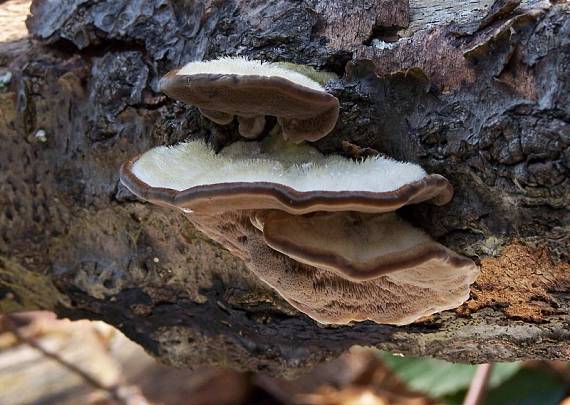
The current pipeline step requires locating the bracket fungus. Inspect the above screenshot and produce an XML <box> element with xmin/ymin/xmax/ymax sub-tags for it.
<box><xmin>120</xmin><ymin>133</ymin><xmax>480</xmax><ymax>325</ymax></box>
<box><xmin>159</xmin><ymin>57</ymin><xmax>340</xmax><ymax>142</ymax></box>
<box><xmin>256</xmin><ymin>211</ymin><xmax>477</xmax><ymax>281</ymax></box>
<box><xmin>245</xmin><ymin>230</ymin><xmax>478</xmax><ymax>325</ymax></box>
<box><xmin>120</xmin><ymin>134</ymin><xmax>453</xmax><ymax>215</ymax></box>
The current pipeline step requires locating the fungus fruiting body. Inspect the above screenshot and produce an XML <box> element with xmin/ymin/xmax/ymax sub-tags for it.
<box><xmin>120</xmin><ymin>134</ymin><xmax>479</xmax><ymax>325</ymax></box>
<box><xmin>120</xmin><ymin>57</ymin><xmax>479</xmax><ymax>326</ymax></box>
<box><xmin>121</xmin><ymin>134</ymin><xmax>453</xmax><ymax>215</ymax></box>
<box><xmin>246</xmin><ymin>232</ymin><xmax>478</xmax><ymax>325</ymax></box>
<box><xmin>159</xmin><ymin>57</ymin><xmax>340</xmax><ymax>142</ymax></box>
<box><xmin>257</xmin><ymin>211</ymin><xmax>476</xmax><ymax>281</ymax></box>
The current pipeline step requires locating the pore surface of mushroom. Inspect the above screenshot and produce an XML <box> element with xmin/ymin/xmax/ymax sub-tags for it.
<box><xmin>247</xmin><ymin>235</ymin><xmax>478</xmax><ymax>325</ymax></box>
<box><xmin>159</xmin><ymin>57</ymin><xmax>340</xmax><ymax>142</ymax></box>
<box><xmin>187</xmin><ymin>211</ymin><xmax>478</xmax><ymax>326</ymax></box>
<box><xmin>120</xmin><ymin>134</ymin><xmax>453</xmax><ymax>215</ymax></box>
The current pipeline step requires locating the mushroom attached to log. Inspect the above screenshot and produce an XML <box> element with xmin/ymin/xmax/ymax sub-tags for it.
<box><xmin>159</xmin><ymin>57</ymin><xmax>340</xmax><ymax>142</ymax></box>
<box><xmin>120</xmin><ymin>135</ymin><xmax>479</xmax><ymax>325</ymax></box>
<box><xmin>255</xmin><ymin>210</ymin><xmax>477</xmax><ymax>281</ymax></box>
<box><xmin>120</xmin><ymin>133</ymin><xmax>453</xmax><ymax>214</ymax></box>
<box><xmin>245</xmin><ymin>223</ymin><xmax>478</xmax><ymax>325</ymax></box>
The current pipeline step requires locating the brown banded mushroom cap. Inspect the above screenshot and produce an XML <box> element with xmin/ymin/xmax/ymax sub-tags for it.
<box><xmin>184</xmin><ymin>210</ymin><xmax>479</xmax><ymax>325</ymax></box>
<box><xmin>255</xmin><ymin>211</ymin><xmax>477</xmax><ymax>281</ymax></box>
<box><xmin>159</xmin><ymin>57</ymin><xmax>340</xmax><ymax>142</ymax></box>
<box><xmin>120</xmin><ymin>135</ymin><xmax>453</xmax><ymax>215</ymax></box>
<box><xmin>245</xmin><ymin>227</ymin><xmax>479</xmax><ymax>325</ymax></box>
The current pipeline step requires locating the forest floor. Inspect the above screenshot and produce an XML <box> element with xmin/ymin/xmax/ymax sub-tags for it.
<box><xmin>0</xmin><ymin>0</ymin><xmax>28</xmax><ymax>42</ymax></box>
<box><xmin>0</xmin><ymin>311</ymin><xmax>437</xmax><ymax>405</ymax></box>
<box><xmin>0</xmin><ymin>311</ymin><xmax>569</xmax><ymax>405</ymax></box>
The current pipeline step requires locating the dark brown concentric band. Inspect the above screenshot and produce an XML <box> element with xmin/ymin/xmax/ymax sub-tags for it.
<box><xmin>159</xmin><ymin>72</ymin><xmax>338</xmax><ymax>113</ymax></box>
<box><xmin>263</xmin><ymin>231</ymin><xmax>475</xmax><ymax>281</ymax></box>
<box><xmin>159</xmin><ymin>71</ymin><xmax>340</xmax><ymax>143</ymax></box>
<box><xmin>120</xmin><ymin>154</ymin><xmax>454</xmax><ymax>215</ymax></box>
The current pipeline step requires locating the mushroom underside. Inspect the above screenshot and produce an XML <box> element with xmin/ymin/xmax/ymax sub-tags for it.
<box><xmin>186</xmin><ymin>210</ymin><xmax>478</xmax><ymax>325</ymax></box>
<box><xmin>237</xmin><ymin>115</ymin><xmax>267</xmax><ymax>139</ymax></box>
<box><xmin>247</xmin><ymin>236</ymin><xmax>476</xmax><ymax>325</ymax></box>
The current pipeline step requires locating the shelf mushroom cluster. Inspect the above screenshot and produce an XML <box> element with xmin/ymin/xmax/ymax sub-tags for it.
<box><xmin>159</xmin><ymin>57</ymin><xmax>339</xmax><ymax>143</ymax></box>
<box><xmin>120</xmin><ymin>57</ymin><xmax>479</xmax><ymax>325</ymax></box>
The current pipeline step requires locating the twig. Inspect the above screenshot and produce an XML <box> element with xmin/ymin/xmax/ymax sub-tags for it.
<box><xmin>463</xmin><ymin>363</ymin><xmax>494</xmax><ymax>405</ymax></box>
<box><xmin>2</xmin><ymin>314</ymin><xmax>151</xmax><ymax>405</ymax></box>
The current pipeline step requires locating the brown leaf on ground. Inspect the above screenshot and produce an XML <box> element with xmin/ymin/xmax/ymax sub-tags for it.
<box><xmin>296</xmin><ymin>386</ymin><xmax>432</xmax><ymax>405</ymax></box>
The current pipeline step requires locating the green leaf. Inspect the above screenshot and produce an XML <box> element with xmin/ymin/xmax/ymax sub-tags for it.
<box><xmin>379</xmin><ymin>352</ymin><xmax>521</xmax><ymax>398</ymax></box>
<box><xmin>484</xmin><ymin>368</ymin><xmax>566</xmax><ymax>405</ymax></box>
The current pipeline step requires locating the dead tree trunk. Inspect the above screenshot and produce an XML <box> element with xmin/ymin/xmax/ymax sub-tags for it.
<box><xmin>0</xmin><ymin>0</ymin><xmax>568</xmax><ymax>376</ymax></box>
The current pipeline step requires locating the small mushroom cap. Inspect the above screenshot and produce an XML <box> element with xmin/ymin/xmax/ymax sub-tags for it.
<box><xmin>159</xmin><ymin>57</ymin><xmax>340</xmax><ymax>143</ymax></box>
<box><xmin>256</xmin><ymin>211</ymin><xmax>477</xmax><ymax>281</ymax></box>
<box><xmin>120</xmin><ymin>136</ymin><xmax>453</xmax><ymax>215</ymax></box>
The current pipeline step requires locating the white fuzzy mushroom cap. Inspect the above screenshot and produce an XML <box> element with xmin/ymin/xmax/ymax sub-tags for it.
<box><xmin>176</xmin><ymin>57</ymin><xmax>324</xmax><ymax>92</ymax></box>
<box><xmin>132</xmin><ymin>135</ymin><xmax>427</xmax><ymax>193</ymax></box>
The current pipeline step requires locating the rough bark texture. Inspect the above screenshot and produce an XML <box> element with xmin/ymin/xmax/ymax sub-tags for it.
<box><xmin>0</xmin><ymin>0</ymin><xmax>569</xmax><ymax>377</ymax></box>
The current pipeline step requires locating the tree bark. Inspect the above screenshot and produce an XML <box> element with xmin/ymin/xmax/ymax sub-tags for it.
<box><xmin>0</xmin><ymin>0</ymin><xmax>568</xmax><ymax>376</ymax></box>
